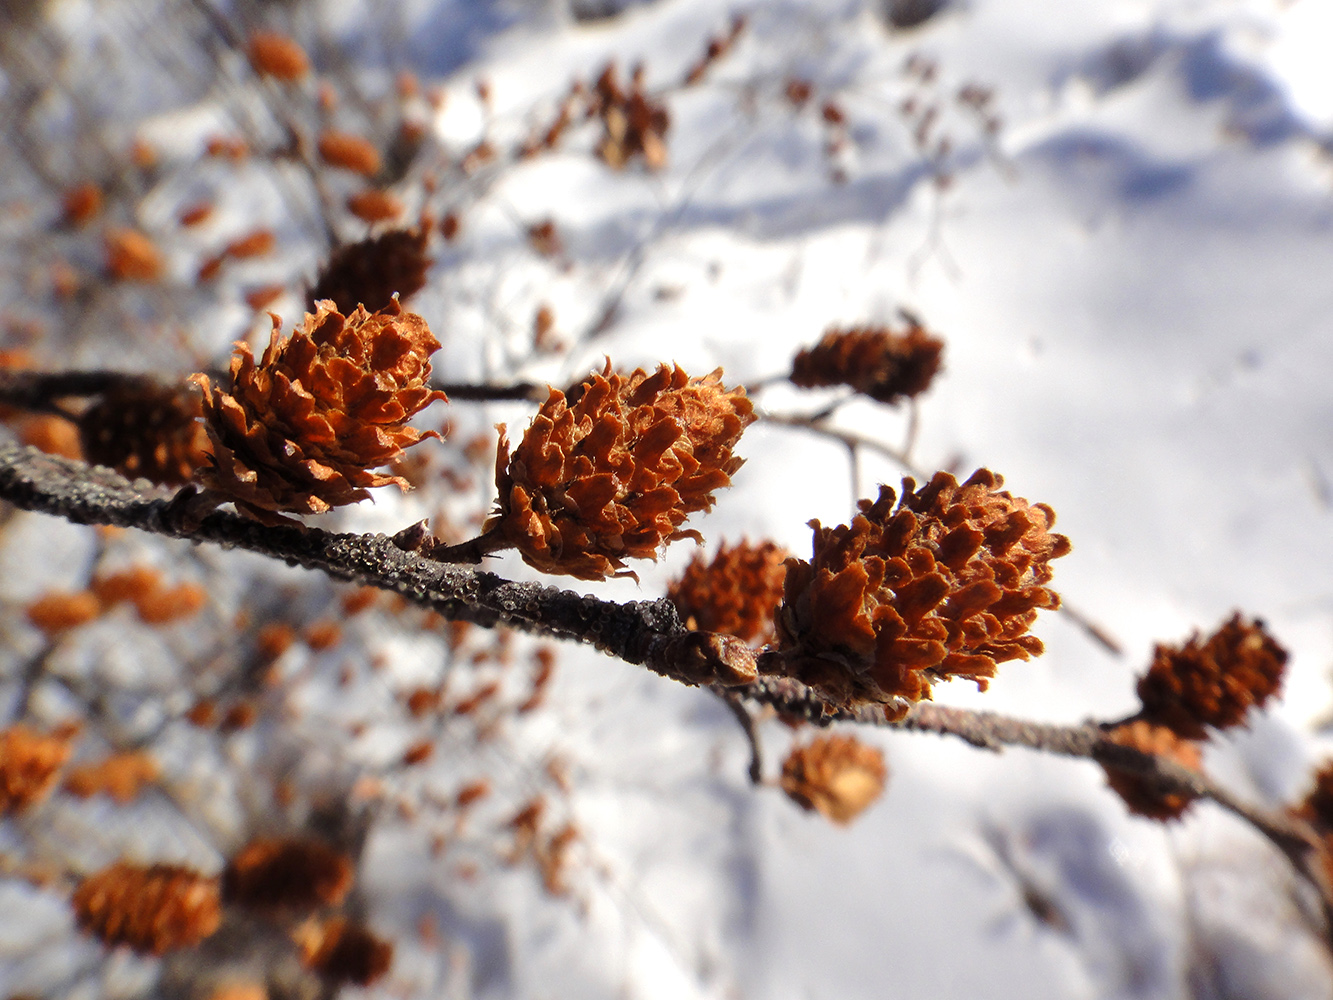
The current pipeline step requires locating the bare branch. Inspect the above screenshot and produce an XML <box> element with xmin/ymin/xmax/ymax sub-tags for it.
<box><xmin>433</xmin><ymin>380</ymin><xmax>546</xmax><ymax>402</ymax></box>
<box><xmin>2</xmin><ymin>441</ymin><xmax>1326</xmax><ymax>937</ymax></box>
<box><xmin>734</xmin><ymin>673</ymin><xmax>1330</xmax><ymax>930</ymax></box>
<box><xmin>0</xmin><ymin>443</ymin><xmax>755</xmax><ymax>688</ymax></box>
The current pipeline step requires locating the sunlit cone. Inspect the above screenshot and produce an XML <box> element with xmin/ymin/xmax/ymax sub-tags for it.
<box><xmin>1136</xmin><ymin>613</ymin><xmax>1287</xmax><ymax>740</ymax></box>
<box><xmin>667</xmin><ymin>539</ymin><xmax>789</xmax><ymax>644</ymax></box>
<box><xmin>774</xmin><ymin>470</ymin><xmax>1069</xmax><ymax>713</ymax></box>
<box><xmin>780</xmin><ymin>733</ymin><xmax>887</xmax><ymax>824</ymax></box>
<box><xmin>487</xmin><ymin>361</ymin><xmax>755</xmax><ymax>580</ymax></box>
<box><xmin>73</xmin><ymin>862</ymin><xmax>221</xmax><ymax>954</ymax></box>
<box><xmin>193</xmin><ymin>298</ymin><xmax>446</xmax><ymax>520</ymax></box>
<box><xmin>1100</xmin><ymin>719</ymin><xmax>1202</xmax><ymax>821</ymax></box>
<box><xmin>790</xmin><ymin>322</ymin><xmax>944</xmax><ymax>405</ymax></box>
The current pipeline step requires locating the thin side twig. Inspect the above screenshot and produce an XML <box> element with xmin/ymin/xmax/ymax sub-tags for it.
<box><xmin>733</xmin><ymin>673</ymin><xmax>1331</xmax><ymax>934</ymax></box>
<box><xmin>758</xmin><ymin>408</ymin><xmax>927</xmax><ymax>481</ymax></box>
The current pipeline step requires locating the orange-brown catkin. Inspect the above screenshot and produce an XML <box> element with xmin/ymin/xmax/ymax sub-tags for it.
<box><xmin>667</xmin><ymin>539</ymin><xmax>788</xmax><ymax>644</ymax></box>
<box><xmin>780</xmin><ymin>734</ymin><xmax>887</xmax><ymax>824</ymax></box>
<box><xmin>0</xmin><ymin>725</ymin><xmax>74</xmax><ymax>813</ymax></box>
<box><xmin>193</xmin><ymin>298</ymin><xmax>446</xmax><ymax>520</ymax></box>
<box><xmin>1100</xmin><ymin>720</ymin><xmax>1203</xmax><ymax>821</ymax></box>
<box><xmin>775</xmin><ymin>470</ymin><xmax>1069</xmax><ymax>713</ymax></box>
<box><xmin>1136</xmin><ymin>613</ymin><xmax>1287</xmax><ymax>740</ymax></box>
<box><xmin>790</xmin><ymin>322</ymin><xmax>944</xmax><ymax>405</ymax></box>
<box><xmin>222</xmin><ymin>836</ymin><xmax>353</xmax><ymax>913</ymax></box>
<box><xmin>487</xmin><ymin>362</ymin><xmax>755</xmax><ymax>580</ymax></box>
<box><xmin>73</xmin><ymin>862</ymin><xmax>221</xmax><ymax>954</ymax></box>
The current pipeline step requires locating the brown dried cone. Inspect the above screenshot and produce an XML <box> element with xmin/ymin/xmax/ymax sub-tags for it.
<box><xmin>222</xmin><ymin>836</ymin><xmax>353</xmax><ymax>913</ymax></box>
<box><xmin>1100</xmin><ymin>720</ymin><xmax>1203</xmax><ymax>821</ymax></box>
<box><xmin>307</xmin><ymin>228</ymin><xmax>432</xmax><ymax>315</ymax></box>
<box><xmin>0</xmin><ymin>725</ymin><xmax>73</xmax><ymax>814</ymax></box>
<box><xmin>1295</xmin><ymin>761</ymin><xmax>1333</xmax><ymax>832</ymax></box>
<box><xmin>78</xmin><ymin>379</ymin><xmax>209</xmax><ymax>486</ymax></box>
<box><xmin>667</xmin><ymin>539</ymin><xmax>789</xmax><ymax>645</ymax></box>
<box><xmin>774</xmin><ymin>470</ymin><xmax>1069</xmax><ymax>714</ymax></box>
<box><xmin>73</xmin><ymin>862</ymin><xmax>221</xmax><ymax>954</ymax></box>
<box><xmin>293</xmin><ymin>917</ymin><xmax>393</xmax><ymax>987</ymax></box>
<box><xmin>790</xmin><ymin>322</ymin><xmax>944</xmax><ymax>405</ymax></box>
<box><xmin>193</xmin><ymin>298</ymin><xmax>446</xmax><ymax>521</ymax></box>
<box><xmin>780</xmin><ymin>733</ymin><xmax>887</xmax><ymax>824</ymax></box>
<box><xmin>1136</xmin><ymin>613</ymin><xmax>1288</xmax><ymax>740</ymax></box>
<box><xmin>591</xmin><ymin>64</ymin><xmax>670</xmax><ymax>171</ymax></box>
<box><xmin>484</xmin><ymin>362</ymin><xmax>755</xmax><ymax>580</ymax></box>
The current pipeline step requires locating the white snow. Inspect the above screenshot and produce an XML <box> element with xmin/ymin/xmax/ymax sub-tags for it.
<box><xmin>6</xmin><ymin>0</ymin><xmax>1333</xmax><ymax>997</ymax></box>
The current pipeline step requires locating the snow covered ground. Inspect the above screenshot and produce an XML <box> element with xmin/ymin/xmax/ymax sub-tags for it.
<box><xmin>6</xmin><ymin>0</ymin><xmax>1333</xmax><ymax>997</ymax></box>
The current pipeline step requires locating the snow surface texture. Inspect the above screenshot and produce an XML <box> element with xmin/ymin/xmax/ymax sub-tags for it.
<box><xmin>3</xmin><ymin>0</ymin><xmax>1333</xmax><ymax>998</ymax></box>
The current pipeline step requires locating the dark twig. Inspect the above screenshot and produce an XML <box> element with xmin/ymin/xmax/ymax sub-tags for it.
<box><xmin>757</xmin><ymin>409</ymin><xmax>927</xmax><ymax>481</ymax></box>
<box><xmin>0</xmin><ymin>370</ymin><xmax>151</xmax><ymax>414</ymax></box>
<box><xmin>1057</xmin><ymin>599</ymin><xmax>1124</xmax><ymax>657</ymax></box>
<box><xmin>395</xmin><ymin>523</ymin><xmax>510</xmax><ymax>565</ymax></box>
<box><xmin>433</xmin><ymin>380</ymin><xmax>547</xmax><ymax>403</ymax></box>
<box><xmin>0</xmin><ymin>444</ymin><xmax>754</xmax><ymax>689</ymax></box>
<box><xmin>717</xmin><ymin>691</ymin><xmax>763</xmax><ymax>784</ymax></box>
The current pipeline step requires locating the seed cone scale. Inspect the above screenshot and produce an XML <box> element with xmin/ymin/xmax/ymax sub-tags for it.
<box><xmin>487</xmin><ymin>361</ymin><xmax>755</xmax><ymax>580</ymax></box>
<box><xmin>194</xmin><ymin>298</ymin><xmax>445</xmax><ymax>521</ymax></box>
<box><xmin>775</xmin><ymin>469</ymin><xmax>1069</xmax><ymax>713</ymax></box>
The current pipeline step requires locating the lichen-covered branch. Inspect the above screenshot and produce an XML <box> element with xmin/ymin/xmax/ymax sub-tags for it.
<box><xmin>0</xmin><ymin>443</ymin><xmax>753</xmax><ymax>687</ymax></box>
